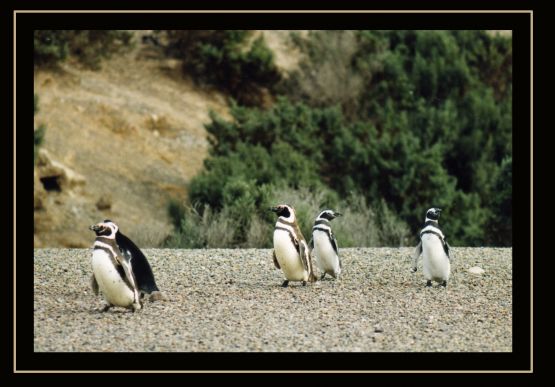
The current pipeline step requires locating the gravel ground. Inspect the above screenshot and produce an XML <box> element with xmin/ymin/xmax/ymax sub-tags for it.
<box><xmin>34</xmin><ymin>248</ymin><xmax>512</xmax><ymax>352</ymax></box>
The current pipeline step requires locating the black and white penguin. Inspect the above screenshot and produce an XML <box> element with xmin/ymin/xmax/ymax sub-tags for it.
<box><xmin>309</xmin><ymin>209</ymin><xmax>342</xmax><ymax>280</ymax></box>
<box><xmin>411</xmin><ymin>208</ymin><xmax>451</xmax><ymax>287</ymax></box>
<box><xmin>270</xmin><ymin>204</ymin><xmax>317</xmax><ymax>287</ymax></box>
<box><xmin>89</xmin><ymin>220</ymin><xmax>162</xmax><ymax>311</ymax></box>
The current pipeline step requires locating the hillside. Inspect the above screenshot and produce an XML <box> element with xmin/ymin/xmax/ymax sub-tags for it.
<box><xmin>33</xmin><ymin>30</ymin><xmax>303</xmax><ymax>248</ymax></box>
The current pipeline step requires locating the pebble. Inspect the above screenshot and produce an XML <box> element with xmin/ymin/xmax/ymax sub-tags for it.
<box><xmin>468</xmin><ymin>266</ymin><xmax>486</xmax><ymax>275</ymax></box>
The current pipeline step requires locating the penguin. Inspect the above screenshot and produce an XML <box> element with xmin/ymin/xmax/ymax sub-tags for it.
<box><xmin>309</xmin><ymin>209</ymin><xmax>342</xmax><ymax>280</ymax></box>
<box><xmin>270</xmin><ymin>204</ymin><xmax>318</xmax><ymax>287</ymax></box>
<box><xmin>411</xmin><ymin>208</ymin><xmax>451</xmax><ymax>287</ymax></box>
<box><xmin>89</xmin><ymin>220</ymin><xmax>162</xmax><ymax>311</ymax></box>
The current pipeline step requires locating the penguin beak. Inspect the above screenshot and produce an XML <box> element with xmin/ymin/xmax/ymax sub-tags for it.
<box><xmin>89</xmin><ymin>224</ymin><xmax>101</xmax><ymax>232</ymax></box>
<box><xmin>334</xmin><ymin>212</ymin><xmax>343</xmax><ymax>217</ymax></box>
<box><xmin>269</xmin><ymin>207</ymin><xmax>279</xmax><ymax>213</ymax></box>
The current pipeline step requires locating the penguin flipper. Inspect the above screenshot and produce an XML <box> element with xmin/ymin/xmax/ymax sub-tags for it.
<box><xmin>117</xmin><ymin>253</ymin><xmax>140</xmax><ymax>301</ymax></box>
<box><xmin>412</xmin><ymin>241</ymin><xmax>422</xmax><ymax>272</ymax></box>
<box><xmin>331</xmin><ymin>233</ymin><xmax>339</xmax><ymax>256</ymax></box>
<box><xmin>117</xmin><ymin>232</ymin><xmax>159</xmax><ymax>294</ymax></box>
<box><xmin>91</xmin><ymin>274</ymin><xmax>99</xmax><ymax>296</ymax></box>
<box><xmin>299</xmin><ymin>242</ymin><xmax>309</xmax><ymax>273</ymax></box>
<box><xmin>444</xmin><ymin>240</ymin><xmax>451</xmax><ymax>259</ymax></box>
<box><xmin>300</xmin><ymin>241</ymin><xmax>318</xmax><ymax>282</ymax></box>
<box><xmin>272</xmin><ymin>250</ymin><xmax>280</xmax><ymax>269</ymax></box>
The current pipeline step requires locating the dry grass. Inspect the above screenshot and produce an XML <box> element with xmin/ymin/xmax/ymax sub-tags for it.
<box><xmin>245</xmin><ymin>215</ymin><xmax>273</xmax><ymax>248</ymax></box>
<box><xmin>144</xmin><ymin>114</ymin><xmax>173</xmax><ymax>135</ymax></box>
<box><xmin>98</xmin><ymin>104</ymin><xmax>135</xmax><ymax>134</ymax></box>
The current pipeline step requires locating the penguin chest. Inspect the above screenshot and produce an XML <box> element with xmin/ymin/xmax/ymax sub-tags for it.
<box><xmin>273</xmin><ymin>230</ymin><xmax>307</xmax><ymax>281</ymax></box>
<box><xmin>421</xmin><ymin>235</ymin><xmax>450</xmax><ymax>281</ymax></box>
<box><xmin>313</xmin><ymin>230</ymin><xmax>340</xmax><ymax>275</ymax></box>
<box><xmin>91</xmin><ymin>249</ymin><xmax>135</xmax><ymax>307</ymax></box>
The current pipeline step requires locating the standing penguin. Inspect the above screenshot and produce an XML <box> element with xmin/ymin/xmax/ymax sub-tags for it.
<box><xmin>411</xmin><ymin>208</ymin><xmax>451</xmax><ymax>287</ymax></box>
<box><xmin>270</xmin><ymin>204</ymin><xmax>318</xmax><ymax>287</ymax></box>
<box><xmin>89</xmin><ymin>220</ymin><xmax>162</xmax><ymax>311</ymax></box>
<box><xmin>309</xmin><ymin>209</ymin><xmax>342</xmax><ymax>280</ymax></box>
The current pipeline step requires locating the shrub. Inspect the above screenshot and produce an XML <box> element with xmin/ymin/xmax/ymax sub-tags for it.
<box><xmin>164</xmin><ymin>30</ymin><xmax>281</xmax><ymax>106</ymax></box>
<box><xmin>34</xmin><ymin>30</ymin><xmax>71</xmax><ymax>66</ymax></box>
<box><xmin>34</xmin><ymin>94</ymin><xmax>46</xmax><ymax>164</ymax></box>
<box><xmin>192</xmin><ymin>97</ymin><xmax>476</xmax><ymax>244</ymax></box>
<box><xmin>165</xmin><ymin>185</ymin><xmax>410</xmax><ymax>248</ymax></box>
<box><xmin>34</xmin><ymin>30</ymin><xmax>133</xmax><ymax>69</ymax></box>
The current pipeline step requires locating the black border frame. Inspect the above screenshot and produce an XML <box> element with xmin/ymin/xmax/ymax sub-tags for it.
<box><xmin>12</xmin><ymin>3</ymin><xmax>532</xmax><ymax>378</ymax></box>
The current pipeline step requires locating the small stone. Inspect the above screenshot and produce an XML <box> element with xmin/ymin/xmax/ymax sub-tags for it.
<box><xmin>374</xmin><ymin>324</ymin><xmax>384</xmax><ymax>333</ymax></box>
<box><xmin>468</xmin><ymin>266</ymin><xmax>485</xmax><ymax>275</ymax></box>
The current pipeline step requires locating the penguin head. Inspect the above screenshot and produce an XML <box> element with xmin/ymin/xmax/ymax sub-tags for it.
<box><xmin>317</xmin><ymin>209</ymin><xmax>342</xmax><ymax>221</ymax></box>
<box><xmin>270</xmin><ymin>204</ymin><xmax>296</xmax><ymax>222</ymax></box>
<box><xmin>89</xmin><ymin>220</ymin><xmax>119</xmax><ymax>238</ymax></box>
<box><xmin>425</xmin><ymin>208</ymin><xmax>442</xmax><ymax>222</ymax></box>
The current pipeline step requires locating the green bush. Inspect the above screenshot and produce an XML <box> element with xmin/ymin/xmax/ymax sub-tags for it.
<box><xmin>189</xmin><ymin>97</ymin><xmax>482</xmax><ymax>245</ymax></box>
<box><xmin>279</xmin><ymin>30</ymin><xmax>512</xmax><ymax>245</ymax></box>
<box><xmin>34</xmin><ymin>94</ymin><xmax>46</xmax><ymax>164</ymax></box>
<box><xmin>34</xmin><ymin>30</ymin><xmax>132</xmax><ymax>69</ymax></box>
<box><xmin>34</xmin><ymin>30</ymin><xmax>70</xmax><ymax>66</ymax></box>
<box><xmin>164</xmin><ymin>30</ymin><xmax>281</xmax><ymax>106</ymax></box>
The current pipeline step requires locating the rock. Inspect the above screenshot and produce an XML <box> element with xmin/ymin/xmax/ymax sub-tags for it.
<box><xmin>37</xmin><ymin>149</ymin><xmax>86</xmax><ymax>192</ymax></box>
<box><xmin>96</xmin><ymin>195</ymin><xmax>112</xmax><ymax>210</ymax></box>
<box><xmin>468</xmin><ymin>266</ymin><xmax>485</xmax><ymax>276</ymax></box>
<box><xmin>34</xmin><ymin>170</ymin><xmax>47</xmax><ymax>209</ymax></box>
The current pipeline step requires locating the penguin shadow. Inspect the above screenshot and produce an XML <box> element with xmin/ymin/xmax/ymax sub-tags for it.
<box><xmin>79</xmin><ymin>296</ymin><xmax>169</xmax><ymax>315</ymax></box>
<box><xmin>253</xmin><ymin>281</ymin><xmax>318</xmax><ymax>290</ymax></box>
<box><xmin>83</xmin><ymin>306</ymin><xmax>137</xmax><ymax>315</ymax></box>
<box><xmin>318</xmin><ymin>276</ymin><xmax>340</xmax><ymax>282</ymax></box>
<box><xmin>418</xmin><ymin>281</ymin><xmax>451</xmax><ymax>290</ymax></box>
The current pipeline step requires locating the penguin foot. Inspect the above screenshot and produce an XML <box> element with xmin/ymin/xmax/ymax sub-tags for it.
<box><xmin>97</xmin><ymin>304</ymin><xmax>112</xmax><ymax>313</ymax></box>
<box><xmin>441</xmin><ymin>281</ymin><xmax>447</xmax><ymax>287</ymax></box>
<box><xmin>281</xmin><ymin>280</ymin><xmax>289</xmax><ymax>288</ymax></box>
<box><xmin>302</xmin><ymin>281</ymin><xmax>307</xmax><ymax>286</ymax></box>
<box><xmin>131</xmin><ymin>302</ymin><xmax>142</xmax><ymax>312</ymax></box>
<box><xmin>426</xmin><ymin>280</ymin><xmax>432</xmax><ymax>287</ymax></box>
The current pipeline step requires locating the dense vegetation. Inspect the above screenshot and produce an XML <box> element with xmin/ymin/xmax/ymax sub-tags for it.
<box><xmin>34</xmin><ymin>30</ymin><xmax>132</xmax><ymax>69</ymax></box>
<box><xmin>167</xmin><ymin>30</ymin><xmax>512</xmax><ymax>248</ymax></box>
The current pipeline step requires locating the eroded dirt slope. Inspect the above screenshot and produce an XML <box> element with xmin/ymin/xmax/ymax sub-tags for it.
<box><xmin>33</xmin><ymin>32</ymin><xmax>230</xmax><ymax>247</ymax></box>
